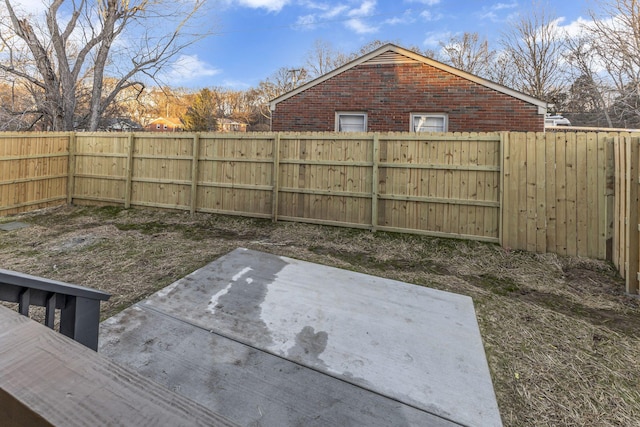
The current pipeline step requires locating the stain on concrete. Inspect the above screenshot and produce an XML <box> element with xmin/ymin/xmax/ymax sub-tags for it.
<box><xmin>208</xmin><ymin>251</ymin><xmax>289</xmax><ymax>348</ymax></box>
<box><xmin>287</xmin><ymin>326</ymin><xmax>329</xmax><ymax>366</ymax></box>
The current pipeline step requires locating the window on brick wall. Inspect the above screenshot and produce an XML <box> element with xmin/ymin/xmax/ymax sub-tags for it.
<box><xmin>411</xmin><ymin>114</ymin><xmax>448</xmax><ymax>132</ymax></box>
<box><xmin>336</xmin><ymin>112</ymin><xmax>367</xmax><ymax>132</ymax></box>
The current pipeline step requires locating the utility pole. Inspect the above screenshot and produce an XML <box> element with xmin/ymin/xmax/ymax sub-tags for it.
<box><xmin>287</xmin><ymin>69</ymin><xmax>304</xmax><ymax>87</ymax></box>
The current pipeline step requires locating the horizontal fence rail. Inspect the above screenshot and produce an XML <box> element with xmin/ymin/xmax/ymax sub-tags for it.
<box><xmin>0</xmin><ymin>268</ymin><xmax>111</xmax><ymax>350</ymax></box>
<box><xmin>1</xmin><ymin>130</ymin><xmax>639</xmax><ymax>294</ymax></box>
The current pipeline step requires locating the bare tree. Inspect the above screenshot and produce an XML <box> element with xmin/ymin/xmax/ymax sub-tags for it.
<box><xmin>439</xmin><ymin>32</ymin><xmax>495</xmax><ymax>77</ymax></box>
<box><xmin>0</xmin><ymin>78</ymin><xmax>38</xmax><ymax>130</ymax></box>
<box><xmin>499</xmin><ymin>2</ymin><xmax>566</xmax><ymax>100</ymax></box>
<box><xmin>208</xmin><ymin>87</ymin><xmax>255</xmax><ymax>124</ymax></box>
<box><xmin>0</xmin><ymin>0</ymin><xmax>209</xmax><ymax>131</ymax></box>
<box><xmin>253</xmin><ymin>67</ymin><xmax>310</xmax><ymax>122</ymax></box>
<box><xmin>564</xmin><ymin>35</ymin><xmax>613</xmax><ymax>127</ymax></box>
<box><xmin>483</xmin><ymin>51</ymin><xmax>518</xmax><ymax>88</ymax></box>
<box><xmin>305</xmin><ymin>39</ymin><xmax>344</xmax><ymax>78</ymax></box>
<box><xmin>584</xmin><ymin>0</ymin><xmax>640</xmax><ymax>127</ymax></box>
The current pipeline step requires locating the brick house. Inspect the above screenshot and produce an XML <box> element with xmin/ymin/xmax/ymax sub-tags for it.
<box><xmin>269</xmin><ymin>44</ymin><xmax>548</xmax><ymax>133</ymax></box>
<box><xmin>145</xmin><ymin>117</ymin><xmax>184</xmax><ymax>132</ymax></box>
<box><xmin>217</xmin><ymin>118</ymin><xmax>248</xmax><ymax>132</ymax></box>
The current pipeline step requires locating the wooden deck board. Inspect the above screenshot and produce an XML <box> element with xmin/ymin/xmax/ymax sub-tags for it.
<box><xmin>0</xmin><ymin>305</ymin><xmax>237</xmax><ymax>427</ymax></box>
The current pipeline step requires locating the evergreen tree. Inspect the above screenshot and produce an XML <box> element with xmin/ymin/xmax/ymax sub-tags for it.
<box><xmin>182</xmin><ymin>89</ymin><xmax>217</xmax><ymax>132</ymax></box>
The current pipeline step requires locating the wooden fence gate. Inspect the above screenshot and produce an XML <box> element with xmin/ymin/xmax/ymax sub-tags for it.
<box><xmin>613</xmin><ymin>135</ymin><xmax>640</xmax><ymax>295</ymax></box>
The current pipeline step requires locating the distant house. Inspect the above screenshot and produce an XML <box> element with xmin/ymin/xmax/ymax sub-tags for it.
<box><xmin>217</xmin><ymin>118</ymin><xmax>248</xmax><ymax>132</ymax></box>
<box><xmin>270</xmin><ymin>44</ymin><xmax>549</xmax><ymax>133</ymax></box>
<box><xmin>100</xmin><ymin>118</ymin><xmax>143</xmax><ymax>132</ymax></box>
<box><xmin>145</xmin><ymin>117</ymin><xmax>184</xmax><ymax>132</ymax></box>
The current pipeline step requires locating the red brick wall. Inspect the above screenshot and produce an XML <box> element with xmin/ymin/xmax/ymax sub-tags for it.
<box><xmin>271</xmin><ymin>62</ymin><xmax>544</xmax><ymax>132</ymax></box>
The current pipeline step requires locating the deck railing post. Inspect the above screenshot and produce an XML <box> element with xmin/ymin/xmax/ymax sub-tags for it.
<box><xmin>18</xmin><ymin>288</ymin><xmax>30</xmax><ymax>316</ymax></box>
<box><xmin>60</xmin><ymin>296</ymin><xmax>102</xmax><ymax>351</ymax></box>
<box><xmin>45</xmin><ymin>293</ymin><xmax>56</xmax><ymax>329</ymax></box>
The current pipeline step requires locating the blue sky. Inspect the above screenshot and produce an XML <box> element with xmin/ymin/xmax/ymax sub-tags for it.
<box><xmin>165</xmin><ymin>0</ymin><xmax>593</xmax><ymax>90</ymax></box>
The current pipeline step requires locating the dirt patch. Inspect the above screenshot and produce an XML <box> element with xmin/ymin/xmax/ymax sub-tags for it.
<box><xmin>516</xmin><ymin>288</ymin><xmax>640</xmax><ymax>337</ymax></box>
<box><xmin>563</xmin><ymin>265</ymin><xmax>630</xmax><ymax>297</ymax></box>
<box><xmin>1</xmin><ymin>204</ymin><xmax>639</xmax><ymax>427</ymax></box>
<box><xmin>464</xmin><ymin>274</ymin><xmax>521</xmax><ymax>296</ymax></box>
<box><xmin>309</xmin><ymin>246</ymin><xmax>449</xmax><ymax>275</ymax></box>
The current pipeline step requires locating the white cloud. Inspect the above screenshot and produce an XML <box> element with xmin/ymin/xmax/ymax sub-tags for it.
<box><xmin>293</xmin><ymin>0</ymin><xmax>379</xmax><ymax>34</ymax></box>
<box><xmin>295</xmin><ymin>14</ymin><xmax>318</xmax><ymax>29</ymax></box>
<box><xmin>492</xmin><ymin>2</ymin><xmax>518</xmax><ymax>11</ymax></box>
<box><xmin>298</xmin><ymin>0</ymin><xmax>326</xmax><ymax>9</ymax></box>
<box><xmin>324</xmin><ymin>5</ymin><xmax>350</xmax><ymax>18</ymax></box>
<box><xmin>420</xmin><ymin>10</ymin><xmax>443</xmax><ymax>21</ymax></box>
<box><xmin>348</xmin><ymin>0</ymin><xmax>376</xmax><ymax>17</ymax></box>
<box><xmin>405</xmin><ymin>0</ymin><xmax>441</xmax><ymax>5</ymax></box>
<box><xmin>384</xmin><ymin>9</ymin><xmax>417</xmax><ymax>26</ymax></box>
<box><xmin>385</xmin><ymin>15</ymin><xmax>413</xmax><ymax>25</ymax></box>
<box><xmin>477</xmin><ymin>1</ymin><xmax>518</xmax><ymax>22</ymax></box>
<box><xmin>477</xmin><ymin>11</ymin><xmax>498</xmax><ymax>21</ymax></box>
<box><xmin>235</xmin><ymin>0</ymin><xmax>291</xmax><ymax>12</ymax></box>
<box><xmin>423</xmin><ymin>30</ymin><xmax>451</xmax><ymax>47</ymax></box>
<box><xmin>297</xmin><ymin>0</ymin><xmax>348</xmax><ymax>17</ymax></box>
<box><xmin>164</xmin><ymin>55</ymin><xmax>221</xmax><ymax>82</ymax></box>
<box><xmin>558</xmin><ymin>16</ymin><xmax>591</xmax><ymax>39</ymax></box>
<box><xmin>346</xmin><ymin>18</ymin><xmax>379</xmax><ymax>34</ymax></box>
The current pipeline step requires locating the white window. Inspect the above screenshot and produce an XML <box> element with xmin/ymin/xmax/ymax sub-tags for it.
<box><xmin>411</xmin><ymin>114</ymin><xmax>448</xmax><ymax>132</ymax></box>
<box><xmin>163</xmin><ymin>124</ymin><xmax>168</xmax><ymax>130</ymax></box>
<box><xmin>336</xmin><ymin>112</ymin><xmax>367</xmax><ymax>132</ymax></box>
<box><xmin>156</xmin><ymin>124</ymin><xmax>161</xmax><ymax>129</ymax></box>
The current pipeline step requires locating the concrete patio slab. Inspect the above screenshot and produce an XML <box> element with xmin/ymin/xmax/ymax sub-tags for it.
<box><xmin>0</xmin><ymin>221</ymin><xmax>30</xmax><ymax>231</ymax></box>
<box><xmin>99</xmin><ymin>248</ymin><xmax>501</xmax><ymax>427</ymax></box>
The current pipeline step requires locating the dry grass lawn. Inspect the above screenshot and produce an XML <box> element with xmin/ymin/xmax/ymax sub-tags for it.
<box><xmin>1</xmin><ymin>204</ymin><xmax>639</xmax><ymax>426</ymax></box>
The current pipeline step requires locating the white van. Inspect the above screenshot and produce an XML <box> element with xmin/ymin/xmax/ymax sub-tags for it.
<box><xmin>545</xmin><ymin>115</ymin><xmax>571</xmax><ymax>127</ymax></box>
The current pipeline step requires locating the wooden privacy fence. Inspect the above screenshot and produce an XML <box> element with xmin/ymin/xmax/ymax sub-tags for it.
<box><xmin>1</xmin><ymin>131</ymin><xmax>639</xmax><ymax>294</ymax></box>
<box><xmin>69</xmin><ymin>131</ymin><xmax>502</xmax><ymax>242</ymax></box>
<box><xmin>0</xmin><ymin>133</ymin><xmax>69</xmax><ymax>215</ymax></box>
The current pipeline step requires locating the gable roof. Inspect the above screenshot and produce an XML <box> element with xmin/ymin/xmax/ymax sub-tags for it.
<box><xmin>147</xmin><ymin>117</ymin><xmax>183</xmax><ymax>127</ymax></box>
<box><xmin>269</xmin><ymin>44</ymin><xmax>548</xmax><ymax>113</ymax></box>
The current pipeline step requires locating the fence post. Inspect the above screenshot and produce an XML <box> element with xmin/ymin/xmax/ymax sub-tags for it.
<box><xmin>66</xmin><ymin>132</ymin><xmax>76</xmax><ymax>204</ymax></box>
<box><xmin>190</xmin><ymin>133</ymin><xmax>200</xmax><ymax>214</ymax></box>
<box><xmin>272</xmin><ymin>132</ymin><xmax>281</xmax><ymax>222</ymax></box>
<box><xmin>626</xmin><ymin>136</ymin><xmax>640</xmax><ymax>295</ymax></box>
<box><xmin>371</xmin><ymin>133</ymin><xmax>380</xmax><ymax>232</ymax></box>
<box><xmin>600</xmin><ymin>134</ymin><xmax>615</xmax><ymax>260</ymax></box>
<box><xmin>124</xmin><ymin>133</ymin><xmax>135</xmax><ymax>209</ymax></box>
<box><xmin>614</xmin><ymin>136</ymin><xmax>625</xmax><ymax>277</ymax></box>
<box><xmin>499</xmin><ymin>132</ymin><xmax>507</xmax><ymax>248</ymax></box>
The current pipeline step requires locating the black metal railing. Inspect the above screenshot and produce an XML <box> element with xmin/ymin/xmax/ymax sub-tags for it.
<box><xmin>0</xmin><ymin>268</ymin><xmax>110</xmax><ymax>350</ymax></box>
